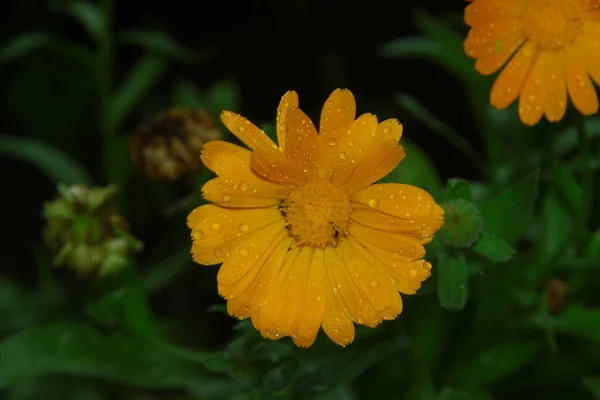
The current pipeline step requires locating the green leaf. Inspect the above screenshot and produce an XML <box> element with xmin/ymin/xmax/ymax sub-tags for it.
<box><xmin>0</xmin><ymin>136</ymin><xmax>92</xmax><ymax>185</ymax></box>
<box><xmin>172</xmin><ymin>79</ymin><xmax>205</xmax><ymax>108</ymax></box>
<box><xmin>472</xmin><ymin>232</ymin><xmax>516</xmax><ymax>263</ymax></box>
<box><xmin>0</xmin><ymin>33</ymin><xmax>50</xmax><ymax>62</ymax></box>
<box><xmin>541</xmin><ymin>190</ymin><xmax>571</xmax><ymax>262</ymax></box>
<box><xmin>584</xmin><ymin>377</ymin><xmax>600</xmax><ymax>400</ymax></box>
<box><xmin>395</xmin><ymin>94</ymin><xmax>486</xmax><ymax>173</ymax></box>
<box><xmin>551</xmin><ymin>164</ymin><xmax>584</xmax><ymax>213</ymax></box>
<box><xmin>0</xmin><ymin>322</ymin><xmax>235</xmax><ymax>395</ymax></box>
<box><xmin>68</xmin><ymin>1</ymin><xmax>103</xmax><ymax>41</ymax></box>
<box><xmin>552</xmin><ymin>306</ymin><xmax>600</xmax><ymax>343</ymax></box>
<box><xmin>439</xmin><ymin>199</ymin><xmax>483</xmax><ymax>248</ymax></box>
<box><xmin>446</xmin><ymin>178</ymin><xmax>473</xmax><ymax>202</ymax></box>
<box><xmin>109</xmin><ymin>55</ymin><xmax>168</xmax><ymax>131</ymax></box>
<box><xmin>452</xmin><ymin>341</ymin><xmax>540</xmax><ymax>384</ymax></box>
<box><xmin>478</xmin><ymin>170</ymin><xmax>539</xmax><ymax>245</ymax></box>
<box><xmin>380</xmin><ymin>139</ymin><xmax>444</xmax><ymax>200</ymax></box>
<box><xmin>437</xmin><ymin>254</ymin><xmax>469</xmax><ymax>311</ymax></box>
<box><xmin>260</xmin><ymin>122</ymin><xmax>277</xmax><ymax>143</ymax></box>
<box><xmin>206</xmin><ymin>80</ymin><xmax>240</xmax><ymax>115</ymax></box>
<box><xmin>120</xmin><ymin>30</ymin><xmax>213</xmax><ymax>64</ymax></box>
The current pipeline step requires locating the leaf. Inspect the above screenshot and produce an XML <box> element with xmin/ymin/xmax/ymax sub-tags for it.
<box><xmin>584</xmin><ymin>377</ymin><xmax>600</xmax><ymax>400</ymax></box>
<box><xmin>0</xmin><ymin>33</ymin><xmax>50</xmax><ymax>62</ymax></box>
<box><xmin>552</xmin><ymin>306</ymin><xmax>600</xmax><ymax>344</ymax></box>
<box><xmin>551</xmin><ymin>164</ymin><xmax>584</xmax><ymax>213</ymax></box>
<box><xmin>540</xmin><ymin>190</ymin><xmax>571</xmax><ymax>262</ymax></box>
<box><xmin>109</xmin><ymin>55</ymin><xmax>168</xmax><ymax>131</ymax></box>
<box><xmin>451</xmin><ymin>341</ymin><xmax>540</xmax><ymax>384</ymax></box>
<box><xmin>205</xmin><ymin>80</ymin><xmax>240</xmax><ymax>115</ymax></box>
<box><xmin>260</xmin><ymin>122</ymin><xmax>277</xmax><ymax>143</ymax></box>
<box><xmin>0</xmin><ymin>136</ymin><xmax>92</xmax><ymax>185</ymax></box>
<box><xmin>68</xmin><ymin>1</ymin><xmax>103</xmax><ymax>41</ymax></box>
<box><xmin>439</xmin><ymin>199</ymin><xmax>483</xmax><ymax>248</ymax></box>
<box><xmin>446</xmin><ymin>178</ymin><xmax>473</xmax><ymax>202</ymax></box>
<box><xmin>172</xmin><ymin>79</ymin><xmax>205</xmax><ymax>108</ymax></box>
<box><xmin>380</xmin><ymin>139</ymin><xmax>444</xmax><ymax>200</ymax></box>
<box><xmin>478</xmin><ymin>170</ymin><xmax>539</xmax><ymax>245</ymax></box>
<box><xmin>437</xmin><ymin>253</ymin><xmax>469</xmax><ymax>311</ymax></box>
<box><xmin>120</xmin><ymin>30</ymin><xmax>213</xmax><ymax>64</ymax></box>
<box><xmin>472</xmin><ymin>232</ymin><xmax>516</xmax><ymax>263</ymax></box>
<box><xmin>0</xmin><ymin>321</ymin><xmax>236</xmax><ymax>395</ymax></box>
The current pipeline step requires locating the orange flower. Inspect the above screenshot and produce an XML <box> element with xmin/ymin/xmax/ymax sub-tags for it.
<box><xmin>464</xmin><ymin>0</ymin><xmax>600</xmax><ymax>125</ymax></box>
<box><xmin>187</xmin><ymin>89</ymin><xmax>444</xmax><ymax>347</ymax></box>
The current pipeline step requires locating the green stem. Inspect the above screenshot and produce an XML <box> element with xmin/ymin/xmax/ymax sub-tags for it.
<box><xmin>575</xmin><ymin>114</ymin><xmax>593</xmax><ymax>228</ymax></box>
<box><xmin>98</xmin><ymin>0</ymin><xmax>115</xmax><ymax>181</ymax></box>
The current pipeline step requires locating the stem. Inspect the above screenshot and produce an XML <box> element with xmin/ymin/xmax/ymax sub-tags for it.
<box><xmin>575</xmin><ymin>114</ymin><xmax>593</xmax><ymax>228</ymax></box>
<box><xmin>98</xmin><ymin>0</ymin><xmax>115</xmax><ymax>181</ymax></box>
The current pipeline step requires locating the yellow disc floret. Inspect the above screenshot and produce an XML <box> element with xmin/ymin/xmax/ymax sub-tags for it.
<box><xmin>522</xmin><ymin>0</ymin><xmax>583</xmax><ymax>50</ymax></box>
<box><xmin>282</xmin><ymin>181</ymin><xmax>352</xmax><ymax>248</ymax></box>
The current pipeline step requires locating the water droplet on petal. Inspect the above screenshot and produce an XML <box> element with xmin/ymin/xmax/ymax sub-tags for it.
<box><xmin>222</xmin><ymin>194</ymin><xmax>230</xmax><ymax>202</ymax></box>
<box><xmin>238</xmin><ymin>126</ymin><xmax>245</xmax><ymax>133</ymax></box>
<box><xmin>239</xmin><ymin>181</ymin><xmax>248</xmax><ymax>191</ymax></box>
<box><xmin>407</xmin><ymin>269</ymin><xmax>417</xmax><ymax>278</ymax></box>
<box><xmin>383</xmin><ymin>127</ymin><xmax>391</xmax><ymax>134</ymax></box>
<box><xmin>328</xmin><ymin>138</ymin><xmax>337</xmax><ymax>146</ymax></box>
<box><xmin>238</xmin><ymin>247</ymin><xmax>249</xmax><ymax>258</ymax></box>
<box><xmin>340</xmin><ymin>151</ymin><xmax>348</xmax><ymax>160</ymax></box>
<box><xmin>211</xmin><ymin>222</ymin><xmax>221</xmax><ymax>231</ymax></box>
<box><xmin>370</xmin><ymin>280</ymin><xmax>379</xmax><ymax>288</ymax></box>
<box><xmin>239</xmin><ymin>223</ymin><xmax>249</xmax><ymax>232</ymax></box>
<box><xmin>192</xmin><ymin>230</ymin><xmax>204</xmax><ymax>240</ymax></box>
<box><xmin>368</xmin><ymin>198</ymin><xmax>380</xmax><ymax>208</ymax></box>
<box><xmin>424</xmin><ymin>262</ymin><xmax>432</xmax><ymax>270</ymax></box>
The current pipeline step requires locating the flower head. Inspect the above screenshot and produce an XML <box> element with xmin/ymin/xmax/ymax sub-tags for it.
<box><xmin>43</xmin><ymin>184</ymin><xmax>142</xmax><ymax>277</ymax></box>
<box><xmin>130</xmin><ymin>108</ymin><xmax>222</xmax><ymax>181</ymax></box>
<box><xmin>464</xmin><ymin>0</ymin><xmax>600</xmax><ymax>125</ymax></box>
<box><xmin>187</xmin><ymin>89</ymin><xmax>444</xmax><ymax>347</ymax></box>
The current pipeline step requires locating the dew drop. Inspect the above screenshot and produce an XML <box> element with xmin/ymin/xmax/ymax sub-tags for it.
<box><xmin>390</xmin><ymin>277</ymin><xmax>397</xmax><ymax>285</ymax></box>
<box><xmin>333</xmin><ymin>287</ymin><xmax>338</xmax><ymax>294</ymax></box>
<box><xmin>369</xmin><ymin>280</ymin><xmax>380</xmax><ymax>288</ymax></box>
<box><xmin>239</xmin><ymin>223</ymin><xmax>249</xmax><ymax>232</ymax></box>
<box><xmin>222</xmin><ymin>194</ymin><xmax>230</xmax><ymax>202</ymax></box>
<box><xmin>390</xmin><ymin>194</ymin><xmax>396</xmax><ymax>200</ymax></box>
<box><xmin>238</xmin><ymin>247</ymin><xmax>249</xmax><ymax>257</ymax></box>
<box><xmin>213</xmin><ymin>248</ymin><xmax>223</xmax><ymax>257</ymax></box>
<box><xmin>423</xmin><ymin>262</ymin><xmax>432</xmax><ymax>271</ymax></box>
<box><xmin>192</xmin><ymin>230</ymin><xmax>204</xmax><ymax>240</ymax></box>
<box><xmin>340</xmin><ymin>151</ymin><xmax>348</xmax><ymax>160</ymax></box>
<box><xmin>405</xmin><ymin>212</ymin><xmax>411</xmax><ymax>217</ymax></box>
<box><xmin>239</xmin><ymin>181</ymin><xmax>248</xmax><ymax>191</ymax></box>
<box><xmin>354</xmin><ymin>272</ymin><xmax>360</xmax><ymax>279</ymax></box>
<box><xmin>211</xmin><ymin>222</ymin><xmax>221</xmax><ymax>231</ymax></box>
<box><xmin>368</xmin><ymin>198</ymin><xmax>380</xmax><ymax>208</ymax></box>
<box><xmin>358</xmin><ymin>317</ymin><xmax>365</xmax><ymax>324</ymax></box>
<box><xmin>350</xmin><ymin>158</ymin><xmax>356</xmax><ymax>164</ymax></box>
<box><xmin>238</xmin><ymin>126</ymin><xmax>245</xmax><ymax>133</ymax></box>
<box><xmin>383</xmin><ymin>127</ymin><xmax>391</xmax><ymax>134</ymax></box>
<box><xmin>252</xmin><ymin>188</ymin><xmax>258</xmax><ymax>194</ymax></box>
<box><xmin>328</xmin><ymin>138</ymin><xmax>337</xmax><ymax>146</ymax></box>
<box><xmin>407</xmin><ymin>269</ymin><xmax>417</xmax><ymax>278</ymax></box>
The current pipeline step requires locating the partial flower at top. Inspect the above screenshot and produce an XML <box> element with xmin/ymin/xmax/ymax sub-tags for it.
<box><xmin>43</xmin><ymin>184</ymin><xmax>142</xmax><ymax>277</ymax></box>
<box><xmin>130</xmin><ymin>108</ymin><xmax>222</xmax><ymax>181</ymax></box>
<box><xmin>464</xmin><ymin>0</ymin><xmax>600</xmax><ymax>125</ymax></box>
<box><xmin>187</xmin><ymin>89</ymin><xmax>444</xmax><ymax>347</ymax></box>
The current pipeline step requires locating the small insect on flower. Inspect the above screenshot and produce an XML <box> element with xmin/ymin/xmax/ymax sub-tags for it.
<box><xmin>43</xmin><ymin>184</ymin><xmax>142</xmax><ymax>277</ymax></box>
<box><xmin>130</xmin><ymin>108</ymin><xmax>222</xmax><ymax>181</ymax></box>
<box><xmin>187</xmin><ymin>89</ymin><xmax>444</xmax><ymax>347</ymax></box>
<box><xmin>463</xmin><ymin>0</ymin><xmax>600</xmax><ymax>125</ymax></box>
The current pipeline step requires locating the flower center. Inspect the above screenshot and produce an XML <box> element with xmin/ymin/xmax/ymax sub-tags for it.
<box><xmin>522</xmin><ymin>0</ymin><xmax>583</xmax><ymax>50</ymax></box>
<box><xmin>281</xmin><ymin>181</ymin><xmax>352</xmax><ymax>248</ymax></box>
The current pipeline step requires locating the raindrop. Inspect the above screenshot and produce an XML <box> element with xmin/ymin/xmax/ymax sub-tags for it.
<box><xmin>192</xmin><ymin>230</ymin><xmax>204</xmax><ymax>240</ymax></box>
<box><xmin>211</xmin><ymin>222</ymin><xmax>221</xmax><ymax>231</ymax></box>
<box><xmin>340</xmin><ymin>151</ymin><xmax>348</xmax><ymax>160</ymax></box>
<box><xmin>424</xmin><ymin>262</ymin><xmax>432</xmax><ymax>270</ymax></box>
<box><xmin>369</xmin><ymin>280</ymin><xmax>379</xmax><ymax>288</ymax></box>
<box><xmin>222</xmin><ymin>194</ymin><xmax>230</xmax><ymax>202</ymax></box>
<box><xmin>328</xmin><ymin>138</ymin><xmax>337</xmax><ymax>146</ymax></box>
<box><xmin>239</xmin><ymin>181</ymin><xmax>248</xmax><ymax>191</ymax></box>
<box><xmin>239</xmin><ymin>224</ymin><xmax>249</xmax><ymax>232</ymax></box>
<box><xmin>368</xmin><ymin>198</ymin><xmax>380</xmax><ymax>208</ymax></box>
<box><xmin>407</xmin><ymin>269</ymin><xmax>417</xmax><ymax>278</ymax></box>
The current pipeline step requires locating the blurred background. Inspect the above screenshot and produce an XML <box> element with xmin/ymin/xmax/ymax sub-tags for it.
<box><xmin>2</xmin><ymin>0</ymin><xmax>600</xmax><ymax>399</ymax></box>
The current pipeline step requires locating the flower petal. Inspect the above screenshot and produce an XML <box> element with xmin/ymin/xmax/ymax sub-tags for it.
<box><xmin>544</xmin><ymin>52</ymin><xmax>567</xmax><ymax>123</ymax></box>
<box><xmin>490</xmin><ymin>41</ymin><xmax>538</xmax><ymax>109</ymax></box>
<box><xmin>251</xmin><ymin>145</ymin><xmax>307</xmax><ymax>187</ymax></box>
<box><xmin>284</xmin><ymin>107</ymin><xmax>319</xmax><ymax>181</ymax></box>
<box><xmin>338</xmin><ymin>240</ymin><xmax>396</xmax><ymax>313</ymax></box>
<box><xmin>276</xmin><ymin>90</ymin><xmax>299</xmax><ymax>152</ymax></box>
<box><xmin>323</xmin><ymin>113</ymin><xmax>378</xmax><ymax>185</ymax></box>
<box><xmin>518</xmin><ymin>51</ymin><xmax>551</xmax><ymax>126</ymax></box>
<box><xmin>377</xmin><ymin>118</ymin><xmax>403</xmax><ymax>143</ymax></box>
<box><xmin>221</xmin><ymin>111</ymin><xmax>277</xmax><ymax>151</ymax></box>
<box><xmin>473</xmin><ymin>34</ymin><xmax>525</xmax><ymax>75</ymax></box>
<box><xmin>200</xmin><ymin>141</ymin><xmax>288</xmax><ymax>207</ymax></box>
<box><xmin>563</xmin><ymin>45</ymin><xmax>599</xmax><ymax>115</ymax></box>
<box><xmin>464</xmin><ymin>0</ymin><xmax>521</xmax><ymax>26</ymax></box>
<box><xmin>224</xmin><ymin>232</ymin><xmax>293</xmax><ymax>319</ymax></box>
<box><xmin>349</xmin><ymin>223</ymin><xmax>426</xmax><ymax>262</ymax></box>
<box><xmin>188</xmin><ymin>205</ymin><xmax>283</xmax><ymax>265</ymax></box>
<box><xmin>318</xmin><ymin>89</ymin><xmax>357</xmax><ymax>178</ymax></box>
<box><xmin>292</xmin><ymin>248</ymin><xmax>327</xmax><ymax>346</ymax></box>
<box><xmin>323</xmin><ymin>247</ymin><xmax>382</xmax><ymax>327</ymax></box>
<box><xmin>343</xmin><ymin>140</ymin><xmax>405</xmax><ymax>193</ymax></box>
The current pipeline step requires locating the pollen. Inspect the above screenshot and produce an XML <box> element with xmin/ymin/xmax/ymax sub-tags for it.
<box><xmin>522</xmin><ymin>1</ymin><xmax>582</xmax><ymax>50</ymax></box>
<box><xmin>281</xmin><ymin>181</ymin><xmax>352</xmax><ymax>248</ymax></box>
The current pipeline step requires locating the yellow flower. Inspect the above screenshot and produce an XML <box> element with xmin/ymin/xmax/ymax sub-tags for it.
<box><xmin>187</xmin><ymin>89</ymin><xmax>444</xmax><ymax>347</ymax></box>
<box><xmin>464</xmin><ymin>0</ymin><xmax>600</xmax><ymax>125</ymax></box>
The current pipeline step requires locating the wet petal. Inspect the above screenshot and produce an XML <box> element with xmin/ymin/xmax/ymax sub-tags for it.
<box><xmin>293</xmin><ymin>248</ymin><xmax>327</xmax><ymax>346</ymax></box>
<box><xmin>221</xmin><ymin>111</ymin><xmax>277</xmax><ymax>151</ymax></box>
<box><xmin>473</xmin><ymin>34</ymin><xmax>525</xmax><ymax>75</ymax></box>
<box><xmin>276</xmin><ymin>90</ymin><xmax>299</xmax><ymax>152</ymax></box>
<box><xmin>224</xmin><ymin>233</ymin><xmax>293</xmax><ymax>319</ymax></box>
<box><xmin>187</xmin><ymin>205</ymin><xmax>283</xmax><ymax>265</ymax></box>
<box><xmin>519</xmin><ymin>51</ymin><xmax>551</xmax><ymax>126</ymax></box>
<box><xmin>251</xmin><ymin>145</ymin><xmax>307</xmax><ymax>187</ymax></box>
<box><xmin>343</xmin><ymin>140</ymin><xmax>405</xmax><ymax>193</ymax></box>
<box><xmin>490</xmin><ymin>41</ymin><xmax>539</xmax><ymax>109</ymax></box>
<box><xmin>349</xmin><ymin>223</ymin><xmax>426</xmax><ymax>262</ymax></box>
<box><xmin>544</xmin><ymin>52</ymin><xmax>567</xmax><ymax>123</ymax></box>
<box><xmin>464</xmin><ymin>0</ymin><xmax>521</xmax><ymax>26</ymax></box>
<box><xmin>285</xmin><ymin>107</ymin><xmax>319</xmax><ymax>181</ymax></box>
<box><xmin>563</xmin><ymin>46</ymin><xmax>599</xmax><ymax>115</ymax></box>
<box><xmin>377</xmin><ymin>118</ymin><xmax>403</xmax><ymax>143</ymax></box>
